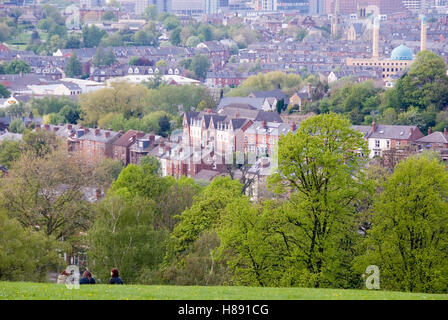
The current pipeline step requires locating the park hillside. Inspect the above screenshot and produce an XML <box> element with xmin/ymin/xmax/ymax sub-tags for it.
<box><xmin>2</xmin><ymin>282</ymin><xmax>448</xmax><ymax>300</ymax></box>
<box><xmin>2</xmin><ymin>111</ymin><xmax>448</xmax><ymax>296</ymax></box>
<box><xmin>1</xmin><ymin>29</ymin><xmax>448</xmax><ymax>297</ymax></box>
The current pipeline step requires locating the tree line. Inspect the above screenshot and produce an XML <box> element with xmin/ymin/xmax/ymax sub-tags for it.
<box><xmin>1</xmin><ymin>113</ymin><xmax>447</xmax><ymax>293</ymax></box>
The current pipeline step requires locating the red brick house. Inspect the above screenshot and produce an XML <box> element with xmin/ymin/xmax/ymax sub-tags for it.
<box><xmin>112</xmin><ymin>130</ymin><xmax>146</xmax><ymax>165</ymax></box>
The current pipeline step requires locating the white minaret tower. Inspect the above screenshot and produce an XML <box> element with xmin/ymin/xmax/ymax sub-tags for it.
<box><xmin>420</xmin><ymin>15</ymin><xmax>427</xmax><ymax>52</ymax></box>
<box><xmin>372</xmin><ymin>16</ymin><xmax>380</xmax><ymax>59</ymax></box>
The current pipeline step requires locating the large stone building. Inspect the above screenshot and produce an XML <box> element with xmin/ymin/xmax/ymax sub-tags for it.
<box><xmin>346</xmin><ymin>15</ymin><xmax>428</xmax><ymax>81</ymax></box>
<box><xmin>325</xmin><ymin>0</ymin><xmax>406</xmax><ymax>15</ymax></box>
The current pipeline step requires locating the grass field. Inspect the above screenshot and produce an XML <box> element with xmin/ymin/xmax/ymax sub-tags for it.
<box><xmin>0</xmin><ymin>282</ymin><xmax>447</xmax><ymax>300</ymax></box>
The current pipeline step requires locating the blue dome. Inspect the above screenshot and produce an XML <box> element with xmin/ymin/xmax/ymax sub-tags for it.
<box><xmin>391</xmin><ymin>44</ymin><xmax>413</xmax><ymax>60</ymax></box>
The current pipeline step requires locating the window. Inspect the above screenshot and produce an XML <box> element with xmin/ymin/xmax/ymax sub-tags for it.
<box><xmin>375</xmin><ymin>140</ymin><xmax>380</xmax><ymax>148</ymax></box>
<box><xmin>386</xmin><ymin>140</ymin><xmax>390</xmax><ymax>148</ymax></box>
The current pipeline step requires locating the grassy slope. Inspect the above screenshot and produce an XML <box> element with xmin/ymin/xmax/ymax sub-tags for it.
<box><xmin>0</xmin><ymin>282</ymin><xmax>447</xmax><ymax>300</ymax></box>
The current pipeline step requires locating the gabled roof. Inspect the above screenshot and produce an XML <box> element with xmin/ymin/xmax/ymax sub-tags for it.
<box><xmin>352</xmin><ymin>123</ymin><xmax>424</xmax><ymax>141</ymax></box>
<box><xmin>249</xmin><ymin>89</ymin><xmax>289</xmax><ymax>104</ymax></box>
<box><xmin>216</xmin><ymin>97</ymin><xmax>265</xmax><ymax>111</ymax></box>
<box><xmin>368</xmin><ymin>124</ymin><xmax>422</xmax><ymax>140</ymax></box>
<box><xmin>112</xmin><ymin>130</ymin><xmax>145</xmax><ymax>147</ymax></box>
<box><xmin>415</xmin><ymin>132</ymin><xmax>448</xmax><ymax>144</ymax></box>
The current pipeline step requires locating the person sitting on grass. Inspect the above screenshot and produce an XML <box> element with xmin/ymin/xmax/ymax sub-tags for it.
<box><xmin>56</xmin><ymin>270</ymin><xmax>70</xmax><ymax>284</ymax></box>
<box><xmin>79</xmin><ymin>270</ymin><xmax>96</xmax><ymax>285</ymax></box>
<box><xmin>109</xmin><ymin>268</ymin><xmax>123</xmax><ymax>285</ymax></box>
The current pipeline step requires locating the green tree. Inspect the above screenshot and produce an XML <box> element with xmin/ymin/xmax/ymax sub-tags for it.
<box><xmin>356</xmin><ymin>154</ymin><xmax>448</xmax><ymax>293</ymax></box>
<box><xmin>166</xmin><ymin>177</ymin><xmax>243</xmax><ymax>261</ymax></box>
<box><xmin>110</xmin><ymin>160</ymin><xmax>171</xmax><ymax>200</ymax></box>
<box><xmin>58</xmin><ymin>104</ymin><xmax>80</xmax><ymax>124</ymax></box>
<box><xmin>186</xmin><ymin>36</ymin><xmax>200</xmax><ymax>47</ymax></box>
<box><xmin>65</xmin><ymin>34</ymin><xmax>81</xmax><ymax>49</ymax></box>
<box><xmin>296</xmin><ymin>29</ymin><xmax>308</xmax><ymax>41</ymax></box>
<box><xmin>395</xmin><ymin>51</ymin><xmax>448</xmax><ymax>111</ymax></box>
<box><xmin>267</xmin><ymin>113</ymin><xmax>369</xmax><ymax>287</ymax></box>
<box><xmin>190</xmin><ymin>55</ymin><xmax>210</xmax><ymax>80</ymax></box>
<box><xmin>0</xmin><ymin>22</ymin><xmax>12</xmax><ymax>42</ymax></box>
<box><xmin>8</xmin><ymin>118</ymin><xmax>25</xmax><ymax>133</ymax></box>
<box><xmin>133</xmin><ymin>23</ymin><xmax>159</xmax><ymax>46</ymax></box>
<box><xmin>164</xmin><ymin>15</ymin><xmax>181</xmax><ymax>31</ymax></box>
<box><xmin>0</xmin><ymin>211</ymin><xmax>62</xmax><ymax>282</ymax></box>
<box><xmin>87</xmin><ymin>195</ymin><xmax>169</xmax><ymax>283</ymax></box>
<box><xmin>82</xmin><ymin>25</ymin><xmax>107</xmax><ymax>48</ymax></box>
<box><xmin>158</xmin><ymin>115</ymin><xmax>171</xmax><ymax>136</ymax></box>
<box><xmin>102</xmin><ymin>10</ymin><xmax>116</xmax><ymax>21</ymax></box>
<box><xmin>21</xmin><ymin>129</ymin><xmax>60</xmax><ymax>158</ymax></box>
<box><xmin>0</xmin><ymin>150</ymin><xmax>93</xmax><ymax>241</ymax></box>
<box><xmin>198</xmin><ymin>24</ymin><xmax>213</xmax><ymax>41</ymax></box>
<box><xmin>5</xmin><ymin>60</ymin><xmax>31</xmax><ymax>74</ymax></box>
<box><xmin>0</xmin><ymin>84</ymin><xmax>11</xmax><ymax>98</ymax></box>
<box><xmin>144</xmin><ymin>5</ymin><xmax>158</xmax><ymax>20</ymax></box>
<box><xmin>0</xmin><ymin>140</ymin><xmax>22</xmax><ymax>168</ymax></box>
<box><xmin>93</xmin><ymin>158</ymin><xmax>124</xmax><ymax>189</ymax></box>
<box><xmin>92</xmin><ymin>46</ymin><xmax>116</xmax><ymax>67</ymax></box>
<box><xmin>170</xmin><ymin>27</ymin><xmax>181</xmax><ymax>46</ymax></box>
<box><xmin>65</xmin><ymin>53</ymin><xmax>83</xmax><ymax>78</ymax></box>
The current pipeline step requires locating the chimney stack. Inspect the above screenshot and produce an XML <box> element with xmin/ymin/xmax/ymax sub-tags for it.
<box><xmin>94</xmin><ymin>128</ymin><xmax>100</xmax><ymax>136</ymax></box>
<box><xmin>444</xmin><ymin>128</ymin><xmax>447</xmax><ymax>136</ymax></box>
<box><xmin>105</xmin><ymin>131</ymin><xmax>110</xmax><ymax>138</ymax></box>
<box><xmin>207</xmin><ymin>108</ymin><xmax>212</xmax><ymax>114</ymax></box>
<box><xmin>372</xmin><ymin>121</ymin><xmax>377</xmax><ymax>133</ymax></box>
<box><xmin>67</xmin><ymin>124</ymin><xmax>72</xmax><ymax>130</ymax></box>
<box><xmin>261</xmin><ymin>120</ymin><xmax>267</xmax><ymax>129</ymax></box>
<box><xmin>428</xmin><ymin>127</ymin><xmax>432</xmax><ymax>135</ymax></box>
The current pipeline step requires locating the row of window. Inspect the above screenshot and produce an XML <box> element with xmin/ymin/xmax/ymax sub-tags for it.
<box><xmin>128</xmin><ymin>68</ymin><xmax>180</xmax><ymax>75</ymax></box>
<box><xmin>355</xmin><ymin>61</ymin><xmax>408</xmax><ymax>66</ymax></box>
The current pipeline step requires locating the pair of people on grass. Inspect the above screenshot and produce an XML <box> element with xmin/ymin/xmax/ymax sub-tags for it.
<box><xmin>57</xmin><ymin>268</ymin><xmax>123</xmax><ymax>285</ymax></box>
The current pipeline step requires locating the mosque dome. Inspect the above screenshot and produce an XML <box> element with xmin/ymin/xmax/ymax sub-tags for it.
<box><xmin>390</xmin><ymin>44</ymin><xmax>413</xmax><ymax>60</ymax></box>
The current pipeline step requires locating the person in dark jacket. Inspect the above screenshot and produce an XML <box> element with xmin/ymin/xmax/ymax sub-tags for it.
<box><xmin>109</xmin><ymin>268</ymin><xmax>123</xmax><ymax>284</ymax></box>
<box><xmin>79</xmin><ymin>270</ymin><xmax>96</xmax><ymax>285</ymax></box>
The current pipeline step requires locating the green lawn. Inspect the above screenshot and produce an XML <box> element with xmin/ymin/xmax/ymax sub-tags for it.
<box><xmin>0</xmin><ymin>282</ymin><xmax>447</xmax><ymax>300</ymax></box>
